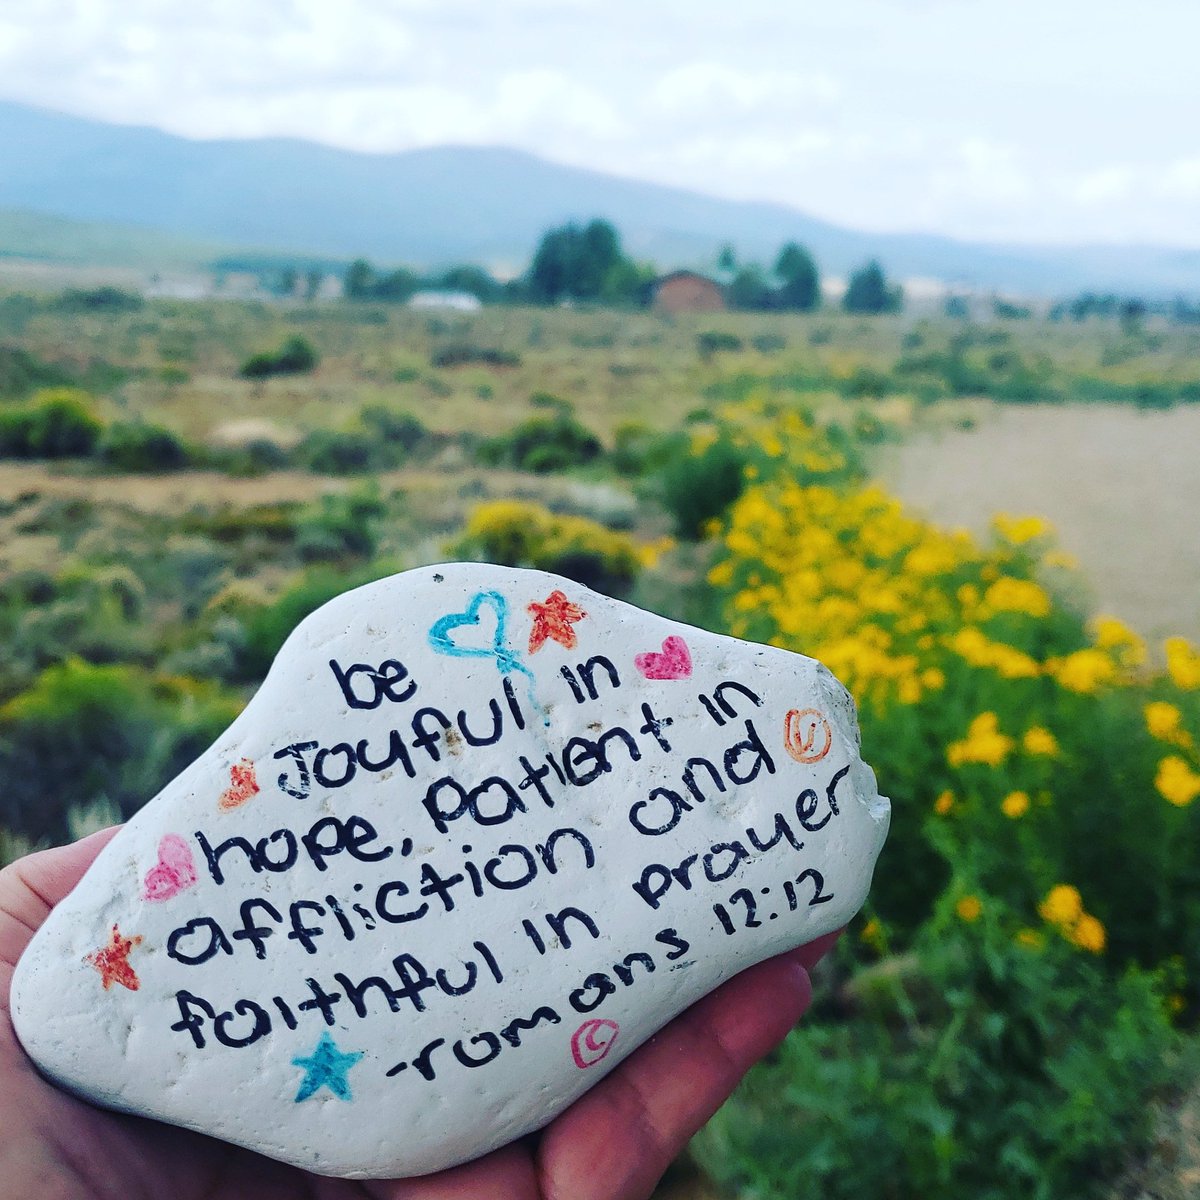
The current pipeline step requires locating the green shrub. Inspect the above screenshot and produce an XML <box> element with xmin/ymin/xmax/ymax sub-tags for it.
<box><xmin>239</xmin><ymin>334</ymin><xmax>319</xmax><ymax>379</ymax></box>
<box><xmin>430</xmin><ymin>344</ymin><xmax>521</xmax><ymax>369</ymax></box>
<box><xmin>697</xmin><ymin>330</ymin><xmax>743</xmax><ymax>357</ymax></box>
<box><xmin>0</xmin><ymin>659</ymin><xmax>241</xmax><ymax>842</ymax></box>
<box><xmin>52</xmin><ymin>286</ymin><xmax>144</xmax><ymax>313</ymax></box>
<box><xmin>182</xmin><ymin>503</ymin><xmax>299</xmax><ymax>546</ymax></box>
<box><xmin>695</xmin><ymin>917</ymin><xmax>1181</xmax><ymax>1200</ymax></box>
<box><xmin>529</xmin><ymin>390</ymin><xmax>572</xmax><ymax>413</ymax></box>
<box><xmin>229</xmin><ymin>561</ymin><xmax>400</xmax><ymax>682</ymax></box>
<box><xmin>611</xmin><ymin>420</ymin><xmax>667</xmax><ymax>476</ymax></box>
<box><xmin>294</xmin><ymin>486</ymin><xmax>384</xmax><ymax>562</ymax></box>
<box><xmin>209</xmin><ymin>437</ymin><xmax>291</xmax><ymax>476</ymax></box>
<box><xmin>656</xmin><ymin>432</ymin><xmax>750</xmax><ymax>539</ymax></box>
<box><xmin>0</xmin><ymin>345</ymin><xmax>71</xmax><ymax>398</ymax></box>
<box><xmin>99</xmin><ymin>421</ymin><xmax>190</xmax><ymax>471</ymax></box>
<box><xmin>0</xmin><ymin>389</ymin><xmax>104</xmax><ymax>458</ymax></box>
<box><xmin>476</xmin><ymin>412</ymin><xmax>603</xmax><ymax>474</ymax></box>
<box><xmin>360</xmin><ymin>405</ymin><xmax>427</xmax><ymax>453</ymax></box>
<box><xmin>293</xmin><ymin>428</ymin><xmax>377</xmax><ymax>474</ymax></box>
<box><xmin>752</xmin><ymin>332</ymin><xmax>787</xmax><ymax>354</ymax></box>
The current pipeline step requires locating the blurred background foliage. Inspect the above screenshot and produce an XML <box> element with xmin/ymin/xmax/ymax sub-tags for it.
<box><xmin>0</xmin><ymin>288</ymin><xmax>1198</xmax><ymax>1196</ymax></box>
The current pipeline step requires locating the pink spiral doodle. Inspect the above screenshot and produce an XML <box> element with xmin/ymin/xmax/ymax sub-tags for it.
<box><xmin>571</xmin><ymin>1018</ymin><xmax>620</xmax><ymax>1068</ymax></box>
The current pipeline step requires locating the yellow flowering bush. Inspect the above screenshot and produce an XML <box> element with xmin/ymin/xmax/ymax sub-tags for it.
<box><xmin>947</xmin><ymin>712</ymin><xmax>1016</xmax><ymax>767</ymax></box>
<box><xmin>1154</xmin><ymin>755</ymin><xmax>1200</xmax><ymax>807</ymax></box>
<box><xmin>1022</xmin><ymin>726</ymin><xmax>1059</xmax><ymax>756</ymax></box>
<box><xmin>706</xmin><ymin>403</ymin><xmax>1200</xmax><ymax>983</ymax></box>
<box><xmin>1000</xmin><ymin>790</ymin><xmax>1030</xmax><ymax>819</ymax></box>
<box><xmin>1039</xmin><ymin>885</ymin><xmax>1107</xmax><ymax>954</ymax></box>
<box><xmin>1166</xmin><ymin>636</ymin><xmax>1200</xmax><ymax>689</ymax></box>
<box><xmin>1145</xmin><ymin>700</ymin><xmax>1192</xmax><ymax>747</ymax></box>
<box><xmin>450</xmin><ymin>499</ymin><xmax>642</xmax><ymax>596</ymax></box>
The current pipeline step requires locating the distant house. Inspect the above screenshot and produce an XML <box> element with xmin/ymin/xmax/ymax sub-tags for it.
<box><xmin>409</xmin><ymin>290</ymin><xmax>482</xmax><ymax>312</ymax></box>
<box><xmin>651</xmin><ymin>271</ymin><xmax>726</xmax><ymax>314</ymax></box>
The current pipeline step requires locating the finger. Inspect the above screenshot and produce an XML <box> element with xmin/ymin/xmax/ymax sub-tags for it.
<box><xmin>537</xmin><ymin>948</ymin><xmax>814</xmax><ymax>1200</ymax></box>
<box><xmin>0</xmin><ymin>827</ymin><xmax>121</xmax><ymax>969</ymax></box>
<box><xmin>792</xmin><ymin>927</ymin><xmax>842</xmax><ymax>972</ymax></box>
<box><xmin>364</xmin><ymin>1141</ymin><xmax>538</xmax><ymax>1200</ymax></box>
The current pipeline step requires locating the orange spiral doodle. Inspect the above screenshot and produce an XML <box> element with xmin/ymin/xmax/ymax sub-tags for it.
<box><xmin>784</xmin><ymin>708</ymin><xmax>833</xmax><ymax>764</ymax></box>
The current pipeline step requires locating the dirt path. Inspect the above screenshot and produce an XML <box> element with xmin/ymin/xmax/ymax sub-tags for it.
<box><xmin>874</xmin><ymin>403</ymin><xmax>1200</xmax><ymax>651</ymax></box>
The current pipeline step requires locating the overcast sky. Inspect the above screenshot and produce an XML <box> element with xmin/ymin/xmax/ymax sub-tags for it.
<box><xmin>1</xmin><ymin>0</ymin><xmax>1197</xmax><ymax>247</ymax></box>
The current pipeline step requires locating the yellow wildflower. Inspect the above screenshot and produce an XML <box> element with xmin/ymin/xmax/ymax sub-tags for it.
<box><xmin>1069</xmin><ymin>914</ymin><xmax>1107</xmax><ymax>954</ymax></box>
<box><xmin>957</xmin><ymin>583</ymin><xmax>981</xmax><ymax>611</ymax></box>
<box><xmin>1023</xmin><ymin>726</ymin><xmax>1060</xmax><ymax>757</ymax></box>
<box><xmin>1039</xmin><ymin>884</ymin><xmax>1083</xmax><ymax>927</ymax></box>
<box><xmin>993</xmin><ymin>513</ymin><xmax>1051</xmax><ymax>545</ymax></box>
<box><xmin>708</xmin><ymin>561</ymin><xmax>734</xmax><ymax>586</ymax></box>
<box><xmin>947</xmin><ymin>712</ymin><xmax>1015</xmax><ymax>768</ymax></box>
<box><xmin>904</xmin><ymin>541</ymin><xmax>961</xmax><ymax>577</ymax></box>
<box><xmin>1043</xmin><ymin>549</ymin><xmax>1079</xmax><ymax>570</ymax></box>
<box><xmin>1145</xmin><ymin>701</ymin><xmax>1193</xmax><ymax>748</ymax></box>
<box><xmin>1155</xmin><ymin>755</ymin><xmax>1200</xmax><ymax>807</ymax></box>
<box><xmin>956</xmin><ymin>895</ymin><xmax>983</xmax><ymax>923</ymax></box>
<box><xmin>859</xmin><ymin>918</ymin><xmax>884</xmax><ymax>950</ymax></box>
<box><xmin>1050</xmin><ymin>648</ymin><xmax>1116</xmax><ymax>694</ymax></box>
<box><xmin>1001</xmin><ymin>790</ymin><xmax>1030</xmax><ymax>819</ymax></box>
<box><xmin>1092</xmin><ymin>616</ymin><xmax>1146</xmax><ymax>666</ymax></box>
<box><xmin>637</xmin><ymin>536</ymin><xmax>676</xmax><ymax>570</ymax></box>
<box><xmin>1168</xmin><ymin>994</ymin><xmax>1186</xmax><ymax>1016</ymax></box>
<box><xmin>1015</xmin><ymin>928</ymin><xmax>1044</xmax><ymax>949</ymax></box>
<box><xmin>1165</xmin><ymin>637</ymin><xmax>1200</xmax><ymax>689</ymax></box>
<box><xmin>759</xmin><ymin>432</ymin><xmax>785</xmax><ymax>458</ymax></box>
<box><xmin>934</xmin><ymin>789</ymin><xmax>955</xmax><ymax>815</ymax></box>
<box><xmin>950</xmin><ymin>628</ymin><xmax>1040</xmax><ymax>679</ymax></box>
<box><xmin>984</xmin><ymin>576</ymin><xmax>1051</xmax><ymax>618</ymax></box>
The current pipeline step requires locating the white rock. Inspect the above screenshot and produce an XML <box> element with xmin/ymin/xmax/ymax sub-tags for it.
<box><xmin>11</xmin><ymin>563</ymin><xmax>890</xmax><ymax>1179</ymax></box>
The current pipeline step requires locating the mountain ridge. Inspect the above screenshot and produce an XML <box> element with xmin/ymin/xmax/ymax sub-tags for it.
<box><xmin>1</xmin><ymin>99</ymin><xmax>1196</xmax><ymax>296</ymax></box>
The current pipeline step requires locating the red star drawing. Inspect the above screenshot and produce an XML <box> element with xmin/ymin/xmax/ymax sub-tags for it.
<box><xmin>85</xmin><ymin>924</ymin><xmax>143</xmax><ymax>992</ymax></box>
<box><xmin>527</xmin><ymin>590</ymin><xmax>587</xmax><ymax>654</ymax></box>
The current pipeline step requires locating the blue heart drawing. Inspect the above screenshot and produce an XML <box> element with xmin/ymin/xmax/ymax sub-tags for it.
<box><xmin>428</xmin><ymin>590</ymin><xmax>532</xmax><ymax>680</ymax></box>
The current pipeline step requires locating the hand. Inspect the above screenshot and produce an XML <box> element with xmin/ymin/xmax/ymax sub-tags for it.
<box><xmin>0</xmin><ymin>829</ymin><xmax>836</xmax><ymax>1200</ymax></box>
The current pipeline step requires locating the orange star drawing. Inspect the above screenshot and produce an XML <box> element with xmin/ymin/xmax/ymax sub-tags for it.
<box><xmin>527</xmin><ymin>590</ymin><xmax>587</xmax><ymax>654</ymax></box>
<box><xmin>85</xmin><ymin>924</ymin><xmax>143</xmax><ymax>992</ymax></box>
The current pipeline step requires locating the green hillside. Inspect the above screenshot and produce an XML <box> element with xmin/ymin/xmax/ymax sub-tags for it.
<box><xmin>0</xmin><ymin>207</ymin><xmax>226</xmax><ymax>270</ymax></box>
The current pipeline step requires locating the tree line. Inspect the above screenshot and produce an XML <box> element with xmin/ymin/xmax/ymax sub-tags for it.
<box><xmin>340</xmin><ymin>216</ymin><xmax>905</xmax><ymax>314</ymax></box>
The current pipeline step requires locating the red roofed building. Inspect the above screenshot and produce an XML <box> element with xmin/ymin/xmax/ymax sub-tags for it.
<box><xmin>650</xmin><ymin>271</ymin><xmax>726</xmax><ymax>314</ymax></box>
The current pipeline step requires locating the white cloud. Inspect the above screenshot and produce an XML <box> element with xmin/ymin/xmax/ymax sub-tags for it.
<box><xmin>1159</xmin><ymin>157</ymin><xmax>1200</xmax><ymax>200</ymax></box>
<box><xmin>650</xmin><ymin>63</ymin><xmax>840</xmax><ymax>115</ymax></box>
<box><xmin>493</xmin><ymin>70</ymin><xmax>627</xmax><ymax>141</ymax></box>
<box><xmin>927</xmin><ymin>138</ymin><xmax>1034</xmax><ymax>209</ymax></box>
<box><xmin>1069</xmin><ymin>166</ymin><xmax>1136</xmax><ymax>206</ymax></box>
<box><xmin>0</xmin><ymin>0</ymin><xmax>1196</xmax><ymax>245</ymax></box>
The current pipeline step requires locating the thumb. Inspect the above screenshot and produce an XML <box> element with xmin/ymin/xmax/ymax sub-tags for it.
<box><xmin>0</xmin><ymin>827</ymin><xmax>121</xmax><ymax>970</ymax></box>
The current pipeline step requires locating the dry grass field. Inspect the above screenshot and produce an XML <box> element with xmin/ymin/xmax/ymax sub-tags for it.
<box><xmin>876</xmin><ymin>401</ymin><xmax>1200</xmax><ymax>652</ymax></box>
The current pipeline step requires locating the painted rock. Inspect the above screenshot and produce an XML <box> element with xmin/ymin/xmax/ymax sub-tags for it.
<box><xmin>11</xmin><ymin>563</ymin><xmax>890</xmax><ymax>1179</ymax></box>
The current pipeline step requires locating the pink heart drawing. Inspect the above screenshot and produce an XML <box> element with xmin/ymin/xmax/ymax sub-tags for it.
<box><xmin>142</xmin><ymin>833</ymin><xmax>198</xmax><ymax>902</ymax></box>
<box><xmin>635</xmin><ymin>635</ymin><xmax>692</xmax><ymax>680</ymax></box>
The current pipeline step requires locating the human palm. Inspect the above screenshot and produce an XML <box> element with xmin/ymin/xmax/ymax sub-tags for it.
<box><xmin>0</xmin><ymin>828</ymin><xmax>835</xmax><ymax>1200</ymax></box>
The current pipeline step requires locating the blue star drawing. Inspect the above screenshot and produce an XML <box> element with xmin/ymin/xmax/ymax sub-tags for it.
<box><xmin>291</xmin><ymin>1031</ymin><xmax>364</xmax><ymax>1102</ymax></box>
